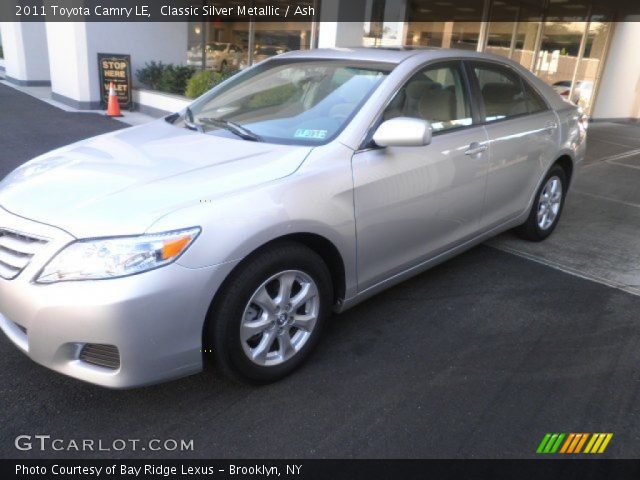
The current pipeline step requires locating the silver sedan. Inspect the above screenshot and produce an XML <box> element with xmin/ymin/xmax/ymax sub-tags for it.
<box><xmin>0</xmin><ymin>47</ymin><xmax>587</xmax><ymax>388</ymax></box>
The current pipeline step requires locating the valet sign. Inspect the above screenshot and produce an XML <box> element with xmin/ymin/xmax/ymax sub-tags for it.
<box><xmin>98</xmin><ymin>53</ymin><xmax>132</xmax><ymax>110</ymax></box>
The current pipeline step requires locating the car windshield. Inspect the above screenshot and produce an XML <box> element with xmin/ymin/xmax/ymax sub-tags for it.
<box><xmin>184</xmin><ymin>60</ymin><xmax>391</xmax><ymax>145</ymax></box>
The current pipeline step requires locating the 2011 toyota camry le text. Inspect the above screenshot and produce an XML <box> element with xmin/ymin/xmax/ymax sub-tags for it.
<box><xmin>0</xmin><ymin>48</ymin><xmax>587</xmax><ymax>388</ymax></box>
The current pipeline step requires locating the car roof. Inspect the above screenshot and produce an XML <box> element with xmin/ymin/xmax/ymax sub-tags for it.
<box><xmin>278</xmin><ymin>46</ymin><xmax>518</xmax><ymax>65</ymax></box>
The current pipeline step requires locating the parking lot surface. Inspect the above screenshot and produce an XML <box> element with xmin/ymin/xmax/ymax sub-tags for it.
<box><xmin>1</xmin><ymin>83</ymin><xmax>640</xmax><ymax>459</ymax></box>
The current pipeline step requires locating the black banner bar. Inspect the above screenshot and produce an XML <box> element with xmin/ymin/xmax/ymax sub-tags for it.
<box><xmin>5</xmin><ymin>459</ymin><xmax>640</xmax><ymax>480</ymax></box>
<box><xmin>3</xmin><ymin>0</ymin><xmax>640</xmax><ymax>23</ymax></box>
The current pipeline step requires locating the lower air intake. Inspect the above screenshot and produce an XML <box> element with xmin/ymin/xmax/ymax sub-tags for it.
<box><xmin>79</xmin><ymin>344</ymin><xmax>120</xmax><ymax>370</ymax></box>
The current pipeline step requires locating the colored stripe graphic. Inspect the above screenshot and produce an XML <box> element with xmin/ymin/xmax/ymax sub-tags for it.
<box><xmin>584</xmin><ymin>434</ymin><xmax>598</xmax><ymax>453</ymax></box>
<box><xmin>567</xmin><ymin>434</ymin><xmax>582</xmax><ymax>453</ymax></box>
<box><xmin>584</xmin><ymin>433</ymin><xmax>614</xmax><ymax>454</ymax></box>
<box><xmin>544</xmin><ymin>434</ymin><xmax>559</xmax><ymax>453</ymax></box>
<box><xmin>537</xmin><ymin>434</ymin><xmax>552</xmax><ymax>453</ymax></box>
<box><xmin>560</xmin><ymin>434</ymin><xmax>575</xmax><ymax>453</ymax></box>
<box><xmin>537</xmin><ymin>433</ymin><xmax>565</xmax><ymax>453</ymax></box>
<box><xmin>598</xmin><ymin>434</ymin><xmax>613</xmax><ymax>453</ymax></box>
<box><xmin>550</xmin><ymin>433</ymin><xmax>565</xmax><ymax>453</ymax></box>
<box><xmin>538</xmin><ymin>433</ymin><xmax>613</xmax><ymax>454</ymax></box>
<box><xmin>574</xmin><ymin>434</ymin><xmax>589</xmax><ymax>453</ymax></box>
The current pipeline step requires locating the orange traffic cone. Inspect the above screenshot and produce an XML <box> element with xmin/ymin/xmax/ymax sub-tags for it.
<box><xmin>106</xmin><ymin>82</ymin><xmax>123</xmax><ymax>117</ymax></box>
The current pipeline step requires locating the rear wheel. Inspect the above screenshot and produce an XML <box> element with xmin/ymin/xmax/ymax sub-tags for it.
<box><xmin>206</xmin><ymin>242</ymin><xmax>333</xmax><ymax>384</ymax></box>
<box><xmin>515</xmin><ymin>164</ymin><xmax>567</xmax><ymax>241</ymax></box>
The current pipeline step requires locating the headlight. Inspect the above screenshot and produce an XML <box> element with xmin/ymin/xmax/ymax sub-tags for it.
<box><xmin>36</xmin><ymin>227</ymin><xmax>200</xmax><ymax>283</ymax></box>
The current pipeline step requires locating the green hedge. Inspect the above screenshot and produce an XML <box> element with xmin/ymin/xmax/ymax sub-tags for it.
<box><xmin>136</xmin><ymin>61</ymin><xmax>165</xmax><ymax>91</ymax></box>
<box><xmin>248</xmin><ymin>84</ymin><xmax>299</xmax><ymax>109</ymax></box>
<box><xmin>138</xmin><ymin>61</ymin><xmax>240</xmax><ymax>98</ymax></box>
<box><xmin>136</xmin><ymin>61</ymin><xmax>196</xmax><ymax>95</ymax></box>
<box><xmin>184</xmin><ymin>68</ymin><xmax>237</xmax><ymax>99</ymax></box>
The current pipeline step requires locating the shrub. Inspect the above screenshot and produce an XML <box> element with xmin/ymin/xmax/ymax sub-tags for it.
<box><xmin>185</xmin><ymin>70</ymin><xmax>218</xmax><ymax>99</ymax></box>
<box><xmin>184</xmin><ymin>67</ymin><xmax>238</xmax><ymax>99</ymax></box>
<box><xmin>157</xmin><ymin>64</ymin><xmax>196</xmax><ymax>95</ymax></box>
<box><xmin>136</xmin><ymin>61</ymin><xmax>165</xmax><ymax>91</ymax></box>
<box><xmin>136</xmin><ymin>62</ymin><xmax>196</xmax><ymax>96</ymax></box>
<box><xmin>248</xmin><ymin>83</ymin><xmax>299</xmax><ymax>109</ymax></box>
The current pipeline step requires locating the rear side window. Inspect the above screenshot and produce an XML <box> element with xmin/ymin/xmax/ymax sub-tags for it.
<box><xmin>383</xmin><ymin>62</ymin><xmax>472</xmax><ymax>132</ymax></box>
<box><xmin>471</xmin><ymin>62</ymin><xmax>546</xmax><ymax>122</ymax></box>
<box><xmin>521</xmin><ymin>80</ymin><xmax>547</xmax><ymax>113</ymax></box>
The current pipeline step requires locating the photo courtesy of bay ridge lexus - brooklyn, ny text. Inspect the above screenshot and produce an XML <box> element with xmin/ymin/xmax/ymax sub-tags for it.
<box><xmin>1</xmin><ymin>0</ymin><xmax>640</xmax><ymax>478</ymax></box>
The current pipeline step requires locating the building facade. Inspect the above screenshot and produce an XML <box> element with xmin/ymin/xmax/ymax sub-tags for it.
<box><xmin>1</xmin><ymin>0</ymin><xmax>639</xmax><ymax>120</ymax></box>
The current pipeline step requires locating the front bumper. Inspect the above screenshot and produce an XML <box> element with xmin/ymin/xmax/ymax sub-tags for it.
<box><xmin>0</xmin><ymin>208</ymin><xmax>237</xmax><ymax>388</ymax></box>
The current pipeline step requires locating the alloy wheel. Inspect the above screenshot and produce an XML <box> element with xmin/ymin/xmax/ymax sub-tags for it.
<box><xmin>537</xmin><ymin>176</ymin><xmax>563</xmax><ymax>230</ymax></box>
<box><xmin>240</xmin><ymin>270</ymin><xmax>320</xmax><ymax>366</ymax></box>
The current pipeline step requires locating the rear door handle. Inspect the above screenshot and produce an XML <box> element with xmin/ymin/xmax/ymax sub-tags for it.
<box><xmin>464</xmin><ymin>142</ymin><xmax>487</xmax><ymax>156</ymax></box>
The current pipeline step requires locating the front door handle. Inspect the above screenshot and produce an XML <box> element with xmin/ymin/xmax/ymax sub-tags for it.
<box><xmin>465</xmin><ymin>142</ymin><xmax>488</xmax><ymax>156</ymax></box>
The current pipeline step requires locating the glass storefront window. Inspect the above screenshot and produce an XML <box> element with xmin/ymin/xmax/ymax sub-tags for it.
<box><xmin>534</xmin><ymin>21</ymin><xmax>589</xmax><ymax>87</ymax></box>
<box><xmin>253</xmin><ymin>21</ymin><xmax>312</xmax><ymax>63</ymax></box>
<box><xmin>184</xmin><ymin>0</ymin><xmax>614</xmax><ymax>115</ymax></box>
<box><xmin>363</xmin><ymin>0</ymin><xmax>408</xmax><ymax>47</ymax></box>
<box><xmin>404</xmin><ymin>21</ymin><xmax>482</xmax><ymax>49</ymax></box>
<box><xmin>485</xmin><ymin>1</ymin><xmax>543</xmax><ymax>69</ymax></box>
<box><xmin>187</xmin><ymin>21</ymin><xmax>252</xmax><ymax>72</ymax></box>
<box><xmin>483</xmin><ymin>0</ymin><xmax>612</xmax><ymax>114</ymax></box>
<box><xmin>403</xmin><ymin>0</ymin><xmax>483</xmax><ymax>49</ymax></box>
<box><xmin>572</xmin><ymin>18</ymin><xmax>612</xmax><ymax>112</ymax></box>
<box><xmin>187</xmin><ymin>0</ymin><xmax>315</xmax><ymax>72</ymax></box>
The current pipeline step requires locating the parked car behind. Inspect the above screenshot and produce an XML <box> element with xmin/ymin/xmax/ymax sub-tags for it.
<box><xmin>253</xmin><ymin>45</ymin><xmax>290</xmax><ymax>63</ymax></box>
<box><xmin>187</xmin><ymin>42</ymin><xmax>244</xmax><ymax>71</ymax></box>
<box><xmin>552</xmin><ymin>80</ymin><xmax>593</xmax><ymax>108</ymax></box>
<box><xmin>0</xmin><ymin>47</ymin><xmax>587</xmax><ymax>388</ymax></box>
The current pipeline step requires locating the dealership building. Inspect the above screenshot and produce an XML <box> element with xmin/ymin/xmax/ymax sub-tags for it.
<box><xmin>1</xmin><ymin>0</ymin><xmax>639</xmax><ymax>120</ymax></box>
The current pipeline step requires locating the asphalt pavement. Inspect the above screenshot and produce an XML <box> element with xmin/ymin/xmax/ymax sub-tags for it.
<box><xmin>1</xmin><ymin>83</ymin><xmax>640</xmax><ymax>459</ymax></box>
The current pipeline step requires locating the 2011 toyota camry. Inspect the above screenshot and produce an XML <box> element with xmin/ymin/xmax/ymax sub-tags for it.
<box><xmin>0</xmin><ymin>47</ymin><xmax>586</xmax><ymax>388</ymax></box>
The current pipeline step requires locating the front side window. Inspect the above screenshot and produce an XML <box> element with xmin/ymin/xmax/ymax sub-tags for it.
<box><xmin>184</xmin><ymin>60</ymin><xmax>391</xmax><ymax>145</ymax></box>
<box><xmin>383</xmin><ymin>62</ymin><xmax>472</xmax><ymax>132</ymax></box>
<box><xmin>472</xmin><ymin>62</ymin><xmax>547</xmax><ymax>122</ymax></box>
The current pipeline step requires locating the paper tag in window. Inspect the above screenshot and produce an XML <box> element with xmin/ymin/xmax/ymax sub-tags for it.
<box><xmin>294</xmin><ymin>129</ymin><xmax>328</xmax><ymax>139</ymax></box>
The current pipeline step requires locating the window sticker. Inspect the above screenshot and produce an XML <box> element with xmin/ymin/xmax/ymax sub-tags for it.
<box><xmin>294</xmin><ymin>129</ymin><xmax>328</xmax><ymax>139</ymax></box>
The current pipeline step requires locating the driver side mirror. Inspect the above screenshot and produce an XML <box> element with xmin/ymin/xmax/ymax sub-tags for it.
<box><xmin>372</xmin><ymin>117</ymin><xmax>433</xmax><ymax>148</ymax></box>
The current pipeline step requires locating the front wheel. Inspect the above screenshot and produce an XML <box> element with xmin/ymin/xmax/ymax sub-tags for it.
<box><xmin>206</xmin><ymin>242</ymin><xmax>333</xmax><ymax>384</ymax></box>
<box><xmin>515</xmin><ymin>165</ymin><xmax>567</xmax><ymax>241</ymax></box>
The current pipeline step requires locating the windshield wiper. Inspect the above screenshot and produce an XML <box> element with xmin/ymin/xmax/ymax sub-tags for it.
<box><xmin>199</xmin><ymin>117</ymin><xmax>263</xmax><ymax>142</ymax></box>
<box><xmin>184</xmin><ymin>107</ymin><xmax>204</xmax><ymax>133</ymax></box>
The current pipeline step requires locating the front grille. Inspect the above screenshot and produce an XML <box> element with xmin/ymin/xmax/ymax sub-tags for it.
<box><xmin>79</xmin><ymin>344</ymin><xmax>121</xmax><ymax>370</ymax></box>
<box><xmin>0</xmin><ymin>229</ymin><xmax>48</xmax><ymax>280</ymax></box>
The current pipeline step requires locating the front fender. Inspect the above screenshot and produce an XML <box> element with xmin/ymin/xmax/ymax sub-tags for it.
<box><xmin>145</xmin><ymin>143</ymin><xmax>359</xmax><ymax>299</ymax></box>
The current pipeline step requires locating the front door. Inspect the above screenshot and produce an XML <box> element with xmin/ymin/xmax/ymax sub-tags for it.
<box><xmin>352</xmin><ymin>61</ymin><xmax>490</xmax><ymax>292</ymax></box>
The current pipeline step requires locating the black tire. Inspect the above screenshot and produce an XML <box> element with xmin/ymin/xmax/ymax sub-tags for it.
<box><xmin>515</xmin><ymin>164</ymin><xmax>567</xmax><ymax>242</ymax></box>
<box><xmin>205</xmin><ymin>241</ymin><xmax>333</xmax><ymax>384</ymax></box>
<box><xmin>220</xmin><ymin>60</ymin><xmax>228</xmax><ymax>73</ymax></box>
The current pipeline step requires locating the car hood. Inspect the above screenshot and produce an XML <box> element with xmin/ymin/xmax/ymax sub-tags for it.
<box><xmin>0</xmin><ymin>120</ymin><xmax>312</xmax><ymax>238</ymax></box>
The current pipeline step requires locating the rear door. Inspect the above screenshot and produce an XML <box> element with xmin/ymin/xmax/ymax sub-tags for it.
<box><xmin>466</xmin><ymin>61</ymin><xmax>559</xmax><ymax>229</ymax></box>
